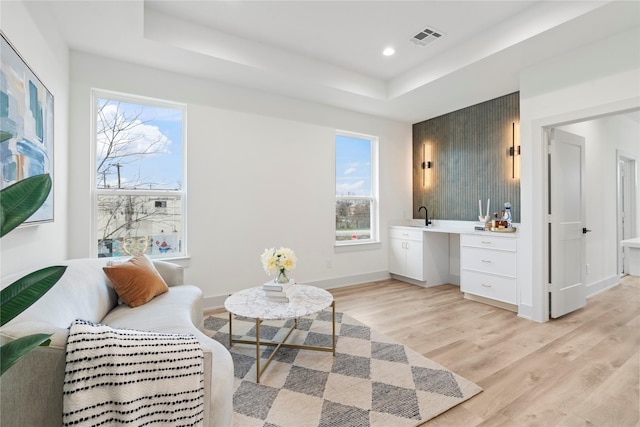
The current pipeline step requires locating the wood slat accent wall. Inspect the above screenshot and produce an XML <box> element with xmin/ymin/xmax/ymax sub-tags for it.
<box><xmin>412</xmin><ymin>92</ymin><xmax>520</xmax><ymax>222</ymax></box>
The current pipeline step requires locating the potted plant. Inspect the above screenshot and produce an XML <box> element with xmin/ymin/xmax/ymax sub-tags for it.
<box><xmin>0</xmin><ymin>173</ymin><xmax>67</xmax><ymax>375</ymax></box>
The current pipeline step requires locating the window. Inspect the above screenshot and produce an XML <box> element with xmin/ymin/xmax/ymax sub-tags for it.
<box><xmin>93</xmin><ymin>90</ymin><xmax>186</xmax><ymax>258</ymax></box>
<box><xmin>335</xmin><ymin>131</ymin><xmax>378</xmax><ymax>245</ymax></box>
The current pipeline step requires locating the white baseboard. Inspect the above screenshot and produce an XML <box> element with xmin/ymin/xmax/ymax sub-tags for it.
<box><xmin>202</xmin><ymin>271</ymin><xmax>390</xmax><ymax>311</ymax></box>
<box><xmin>463</xmin><ymin>293</ymin><xmax>518</xmax><ymax>313</ymax></box>
<box><xmin>587</xmin><ymin>275</ymin><xmax>620</xmax><ymax>298</ymax></box>
<box><xmin>306</xmin><ymin>270</ymin><xmax>391</xmax><ymax>290</ymax></box>
<box><xmin>389</xmin><ymin>274</ymin><xmax>428</xmax><ymax>287</ymax></box>
<box><xmin>202</xmin><ymin>294</ymin><xmax>229</xmax><ymax>311</ymax></box>
<box><xmin>389</xmin><ymin>273</ymin><xmax>459</xmax><ymax>288</ymax></box>
<box><xmin>517</xmin><ymin>303</ymin><xmax>533</xmax><ymax>320</ymax></box>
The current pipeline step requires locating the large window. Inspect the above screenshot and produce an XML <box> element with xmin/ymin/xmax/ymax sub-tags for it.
<box><xmin>93</xmin><ymin>91</ymin><xmax>186</xmax><ymax>258</ymax></box>
<box><xmin>335</xmin><ymin>131</ymin><xmax>378</xmax><ymax>244</ymax></box>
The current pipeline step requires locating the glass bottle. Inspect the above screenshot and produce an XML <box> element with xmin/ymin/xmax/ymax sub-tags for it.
<box><xmin>503</xmin><ymin>203</ymin><xmax>513</xmax><ymax>228</ymax></box>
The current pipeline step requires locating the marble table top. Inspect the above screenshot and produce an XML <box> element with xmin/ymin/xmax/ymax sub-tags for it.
<box><xmin>224</xmin><ymin>284</ymin><xmax>333</xmax><ymax>320</ymax></box>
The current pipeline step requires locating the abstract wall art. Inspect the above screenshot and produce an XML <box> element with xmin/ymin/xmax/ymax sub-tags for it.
<box><xmin>0</xmin><ymin>32</ymin><xmax>54</xmax><ymax>225</ymax></box>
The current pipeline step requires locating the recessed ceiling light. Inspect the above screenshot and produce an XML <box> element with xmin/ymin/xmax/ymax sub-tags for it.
<box><xmin>383</xmin><ymin>47</ymin><xmax>395</xmax><ymax>56</ymax></box>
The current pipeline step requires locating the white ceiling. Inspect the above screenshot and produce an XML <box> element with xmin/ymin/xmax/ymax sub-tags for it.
<box><xmin>31</xmin><ymin>0</ymin><xmax>640</xmax><ymax>123</ymax></box>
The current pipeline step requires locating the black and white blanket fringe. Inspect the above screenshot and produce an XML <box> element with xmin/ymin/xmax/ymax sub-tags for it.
<box><xmin>63</xmin><ymin>319</ymin><xmax>205</xmax><ymax>427</ymax></box>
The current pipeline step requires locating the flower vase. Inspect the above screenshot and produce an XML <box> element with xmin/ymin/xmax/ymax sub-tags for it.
<box><xmin>275</xmin><ymin>269</ymin><xmax>289</xmax><ymax>284</ymax></box>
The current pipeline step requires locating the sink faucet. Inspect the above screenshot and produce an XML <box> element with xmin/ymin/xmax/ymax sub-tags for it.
<box><xmin>418</xmin><ymin>206</ymin><xmax>432</xmax><ymax>227</ymax></box>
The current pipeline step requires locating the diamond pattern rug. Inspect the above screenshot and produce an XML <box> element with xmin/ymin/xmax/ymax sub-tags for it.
<box><xmin>204</xmin><ymin>310</ymin><xmax>481</xmax><ymax>427</ymax></box>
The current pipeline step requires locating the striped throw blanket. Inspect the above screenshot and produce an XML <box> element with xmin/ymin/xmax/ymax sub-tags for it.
<box><xmin>63</xmin><ymin>319</ymin><xmax>205</xmax><ymax>426</ymax></box>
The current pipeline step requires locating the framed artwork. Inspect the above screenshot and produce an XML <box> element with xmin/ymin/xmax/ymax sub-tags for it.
<box><xmin>0</xmin><ymin>32</ymin><xmax>54</xmax><ymax>225</ymax></box>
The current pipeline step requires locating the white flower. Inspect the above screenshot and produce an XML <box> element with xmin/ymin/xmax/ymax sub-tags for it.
<box><xmin>260</xmin><ymin>247</ymin><xmax>297</xmax><ymax>276</ymax></box>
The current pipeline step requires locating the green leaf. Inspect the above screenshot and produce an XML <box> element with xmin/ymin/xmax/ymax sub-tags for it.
<box><xmin>0</xmin><ymin>334</ymin><xmax>52</xmax><ymax>375</ymax></box>
<box><xmin>0</xmin><ymin>130</ymin><xmax>12</xmax><ymax>143</ymax></box>
<box><xmin>0</xmin><ymin>174</ymin><xmax>52</xmax><ymax>237</ymax></box>
<box><xmin>0</xmin><ymin>266</ymin><xmax>67</xmax><ymax>326</ymax></box>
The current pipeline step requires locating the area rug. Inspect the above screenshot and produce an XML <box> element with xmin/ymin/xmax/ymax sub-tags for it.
<box><xmin>204</xmin><ymin>310</ymin><xmax>481</xmax><ymax>427</ymax></box>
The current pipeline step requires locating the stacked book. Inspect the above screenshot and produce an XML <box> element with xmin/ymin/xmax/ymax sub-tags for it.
<box><xmin>262</xmin><ymin>279</ymin><xmax>297</xmax><ymax>303</ymax></box>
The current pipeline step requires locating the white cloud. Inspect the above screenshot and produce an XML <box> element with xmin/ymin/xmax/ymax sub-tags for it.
<box><xmin>344</xmin><ymin>167</ymin><xmax>357</xmax><ymax>175</ymax></box>
<box><xmin>336</xmin><ymin>180</ymin><xmax>365</xmax><ymax>194</ymax></box>
<box><xmin>96</xmin><ymin>103</ymin><xmax>172</xmax><ymax>161</ymax></box>
<box><xmin>343</xmin><ymin>162</ymin><xmax>360</xmax><ymax>176</ymax></box>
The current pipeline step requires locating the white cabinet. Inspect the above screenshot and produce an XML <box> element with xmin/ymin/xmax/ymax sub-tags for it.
<box><xmin>460</xmin><ymin>234</ymin><xmax>517</xmax><ymax>305</ymax></box>
<box><xmin>389</xmin><ymin>227</ymin><xmax>425</xmax><ymax>281</ymax></box>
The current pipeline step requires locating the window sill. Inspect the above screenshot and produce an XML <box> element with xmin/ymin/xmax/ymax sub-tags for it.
<box><xmin>334</xmin><ymin>241</ymin><xmax>381</xmax><ymax>253</ymax></box>
<box><xmin>103</xmin><ymin>254</ymin><xmax>191</xmax><ymax>267</ymax></box>
<box><xmin>156</xmin><ymin>255</ymin><xmax>191</xmax><ymax>267</ymax></box>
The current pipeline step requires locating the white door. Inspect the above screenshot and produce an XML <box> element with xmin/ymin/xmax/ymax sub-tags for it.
<box><xmin>549</xmin><ymin>128</ymin><xmax>587</xmax><ymax>318</ymax></box>
<box><xmin>617</xmin><ymin>155</ymin><xmax>637</xmax><ymax>275</ymax></box>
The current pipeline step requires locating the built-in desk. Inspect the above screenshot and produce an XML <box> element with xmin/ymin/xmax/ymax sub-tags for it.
<box><xmin>620</xmin><ymin>238</ymin><xmax>640</xmax><ymax>276</ymax></box>
<box><xmin>389</xmin><ymin>221</ymin><xmax>519</xmax><ymax>312</ymax></box>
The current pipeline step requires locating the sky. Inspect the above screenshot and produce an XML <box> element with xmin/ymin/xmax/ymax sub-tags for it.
<box><xmin>335</xmin><ymin>134</ymin><xmax>371</xmax><ymax>196</ymax></box>
<box><xmin>96</xmin><ymin>98</ymin><xmax>183</xmax><ymax>190</ymax></box>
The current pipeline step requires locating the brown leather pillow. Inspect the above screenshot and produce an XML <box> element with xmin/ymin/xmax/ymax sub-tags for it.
<box><xmin>103</xmin><ymin>254</ymin><xmax>169</xmax><ymax>307</ymax></box>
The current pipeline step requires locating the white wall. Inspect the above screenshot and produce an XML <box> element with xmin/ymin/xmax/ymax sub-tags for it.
<box><xmin>0</xmin><ymin>1</ymin><xmax>70</xmax><ymax>277</ymax></box>
<box><xmin>519</xmin><ymin>27</ymin><xmax>640</xmax><ymax>321</ymax></box>
<box><xmin>68</xmin><ymin>52</ymin><xmax>411</xmax><ymax>306</ymax></box>
<box><xmin>558</xmin><ymin>114</ymin><xmax>640</xmax><ymax>294</ymax></box>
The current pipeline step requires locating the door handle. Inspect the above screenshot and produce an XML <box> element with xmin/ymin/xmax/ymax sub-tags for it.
<box><xmin>582</xmin><ymin>227</ymin><xmax>592</xmax><ymax>234</ymax></box>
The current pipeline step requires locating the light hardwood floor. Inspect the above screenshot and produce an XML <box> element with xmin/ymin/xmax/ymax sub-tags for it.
<box><xmin>329</xmin><ymin>275</ymin><xmax>640</xmax><ymax>427</ymax></box>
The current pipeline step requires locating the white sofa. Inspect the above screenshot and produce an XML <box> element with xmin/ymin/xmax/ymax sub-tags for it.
<box><xmin>0</xmin><ymin>258</ymin><xmax>234</xmax><ymax>427</ymax></box>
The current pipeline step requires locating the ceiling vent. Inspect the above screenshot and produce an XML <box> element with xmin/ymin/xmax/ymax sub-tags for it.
<box><xmin>410</xmin><ymin>26</ymin><xmax>445</xmax><ymax>46</ymax></box>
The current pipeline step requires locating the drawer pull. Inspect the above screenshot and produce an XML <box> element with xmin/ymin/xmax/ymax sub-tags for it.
<box><xmin>481</xmin><ymin>240</ymin><xmax>492</xmax><ymax>244</ymax></box>
<box><xmin>482</xmin><ymin>284</ymin><xmax>492</xmax><ymax>288</ymax></box>
<box><xmin>481</xmin><ymin>259</ymin><xmax>492</xmax><ymax>263</ymax></box>
<box><xmin>402</xmin><ymin>233</ymin><xmax>409</xmax><ymax>237</ymax></box>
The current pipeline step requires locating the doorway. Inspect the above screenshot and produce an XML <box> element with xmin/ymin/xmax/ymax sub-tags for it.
<box><xmin>617</xmin><ymin>151</ymin><xmax>638</xmax><ymax>275</ymax></box>
<box><xmin>541</xmin><ymin>109</ymin><xmax>640</xmax><ymax>321</ymax></box>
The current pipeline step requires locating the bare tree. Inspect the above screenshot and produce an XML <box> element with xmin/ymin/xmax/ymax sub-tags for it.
<box><xmin>96</xmin><ymin>99</ymin><xmax>181</xmax><ymax>256</ymax></box>
<box><xmin>96</xmin><ymin>100</ymin><xmax>168</xmax><ymax>190</ymax></box>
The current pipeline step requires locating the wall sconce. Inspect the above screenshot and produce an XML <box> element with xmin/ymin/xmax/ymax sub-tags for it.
<box><xmin>422</xmin><ymin>143</ymin><xmax>433</xmax><ymax>187</ymax></box>
<box><xmin>508</xmin><ymin>122</ymin><xmax>520</xmax><ymax>179</ymax></box>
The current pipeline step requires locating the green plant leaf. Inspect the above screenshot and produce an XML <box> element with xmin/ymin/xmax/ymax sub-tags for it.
<box><xmin>0</xmin><ymin>334</ymin><xmax>52</xmax><ymax>375</ymax></box>
<box><xmin>0</xmin><ymin>130</ymin><xmax>12</xmax><ymax>143</ymax></box>
<box><xmin>0</xmin><ymin>174</ymin><xmax>52</xmax><ymax>237</ymax></box>
<box><xmin>0</xmin><ymin>265</ymin><xmax>67</xmax><ymax>326</ymax></box>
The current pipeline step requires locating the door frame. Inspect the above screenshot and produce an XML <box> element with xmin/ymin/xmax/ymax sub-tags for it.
<box><xmin>617</xmin><ymin>150</ymin><xmax>638</xmax><ymax>275</ymax></box>
<box><xmin>534</xmin><ymin>102</ymin><xmax>640</xmax><ymax>322</ymax></box>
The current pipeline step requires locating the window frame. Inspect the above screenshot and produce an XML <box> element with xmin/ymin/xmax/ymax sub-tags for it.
<box><xmin>90</xmin><ymin>89</ymin><xmax>187</xmax><ymax>259</ymax></box>
<box><xmin>334</xmin><ymin>130</ymin><xmax>379</xmax><ymax>247</ymax></box>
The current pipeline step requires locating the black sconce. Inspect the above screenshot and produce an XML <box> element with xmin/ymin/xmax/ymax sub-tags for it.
<box><xmin>509</xmin><ymin>122</ymin><xmax>520</xmax><ymax>179</ymax></box>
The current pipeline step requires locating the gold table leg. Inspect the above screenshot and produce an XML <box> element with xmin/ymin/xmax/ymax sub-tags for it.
<box><xmin>228</xmin><ymin>300</ymin><xmax>337</xmax><ymax>383</ymax></box>
<box><xmin>256</xmin><ymin>319</ymin><xmax>261</xmax><ymax>383</ymax></box>
<box><xmin>228</xmin><ymin>312</ymin><xmax>233</xmax><ymax>347</ymax></box>
<box><xmin>332</xmin><ymin>300</ymin><xmax>336</xmax><ymax>355</ymax></box>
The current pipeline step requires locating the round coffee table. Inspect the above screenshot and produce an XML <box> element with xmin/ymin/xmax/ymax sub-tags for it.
<box><xmin>224</xmin><ymin>284</ymin><xmax>336</xmax><ymax>383</ymax></box>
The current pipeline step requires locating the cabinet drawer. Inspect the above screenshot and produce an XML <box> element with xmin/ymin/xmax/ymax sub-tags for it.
<box><xmin>461</xmin><ymin>270</ymin><xmax>516</xmax><ymax>304</ymax></box>
<box><xmin>461</xmin><ymin>234</ymin><xmax>516</xmax><ymax>251</ymax></box>
<box><xmin>389</xmin><ymin>227</ymin><xmax>423</xmax><ymax>241</ymax></box>
<box><xmin>461</xmin><ymin>247</ymin><xmax>516</xmax><ymax>276</ymax></box>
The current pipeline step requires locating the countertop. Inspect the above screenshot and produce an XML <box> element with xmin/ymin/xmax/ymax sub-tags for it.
<box><xmin>620</xmin><ymin>237</ymin><xmax>640</xmax><ymax>248</ymax></box>
<box><xmin>390</xmin><ymin>220</ymin><xmax>519</xmax><ymax>237</ymax></box>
